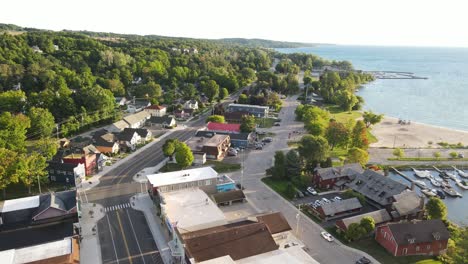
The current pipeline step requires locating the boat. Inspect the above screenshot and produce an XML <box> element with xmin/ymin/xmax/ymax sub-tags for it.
<box><xmin>445</xmin><ymin>171</ymin><xmax>458</xmax><ymax>181</ymax></box>
<box><xmin>452</xmin><ymin>166</ymin><xmax>468</xmax><ymax>178</ymax></box>
<box><xmin>441</xmin><ymin>180</ymin><xmax>452</xmax><ymax>188</ymax></box>
<box><xmin>421</xmin><ymin>188</ymin><xmax>437</xmax><ymax>197</ymax></box>
<box><xmin>436</xmin><ymin>190</ymin><xmax>446</xmax><ymax>199</ymax></box>
<box><xmin>412</xmin><ymin>168</ymin><xmax>431</xmax><ymax>178</ymax></box>
<box><xmin>455</xmin><ymin>179</ymin><xmax>468</xmax><ymax>190</ymax></box>
<box><xmin>430</xmin><ymin>177</ymin><xmax>442</xmax><ymax>187</ymax></box>
<box><xmin>443</xmin><ymin>187</ymin><xmax>463</xmax><ymax>198</ymax></box>
<box><xmin>413</xmin><ymin>180</ymin><xmax>427</xmax><ymax>188</ymax></box>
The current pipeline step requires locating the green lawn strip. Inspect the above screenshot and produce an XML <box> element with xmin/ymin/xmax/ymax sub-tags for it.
<box><xmin>388</xmin><ymin>157</ymin><xmax>468</xmax><ymax>161</ymax></box>
<box><xmin>205</xmin><ymin>161</ymin><xmax>241</xmax><ymax>173</ymax></box>
<box><xmin>255</xmin><ymin>117</ymin><xmax>277</xmax><ymax>128</ymax></box>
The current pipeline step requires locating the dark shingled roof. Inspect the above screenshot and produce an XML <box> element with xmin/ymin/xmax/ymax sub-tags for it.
<box><xmin>118</xmin><ymin>129</ymin><xmax>138</xmax><ymax>141</ymax></box>
<box><xmin>224</xmin><ymin>111</ymin><xmax>251</xmax><ymax>121</ymax></box>
<box><xmin>339</xmin><ymin>209</ymin><xmax>391</xmax><ymax>230</ymax></box>
<box><xmin>181</xmin><ymin>221</ymin><xmax>278</xmax><ymax>262</ymax></box>
<box><xmin>212</xmin><ymin>190</ymin><xmax>246</xmax><ymax>204</ymax></box>
<box><xmin>149</xmin><ymin>115</ymin><xmax>175</xmax><ymax>125</ymax></box>
<box><xmin>347</xmin><ymin>170</ymin><xmax>408</xmax><ymax>207</ymax></box>
<box><xmin>319</xmin><ymin>197</ymin><xmax>362</xmax><ymax>216</ymax></box>
<box><xmin>386</xmin><ymin>219</ymin><xmax>450</xmax><ymax>245</ymax></box>
<box><xmin>315</xmin><ymin>163</ymin><xmax>364</xmax><ymax>180</ymax></box>
<box><xmin>256</xmin><ymin>212</ymin><xmax>292</xmax><ymax>234</ymax></box>
<box><xmin>47</xmin><ymin>161</ymin><xmax>81</xmax><ymax>171</ymax></box>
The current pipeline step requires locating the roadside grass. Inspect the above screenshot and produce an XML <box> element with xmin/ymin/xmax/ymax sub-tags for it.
<box><xmin>256</xmin><ymin>117</ymin><xmax>277</xmax><ymax>128</ymax></box>
<box><xmin>261</xmin><ymin>177</ymin><xmax>291</xmax><ymax>200</ymax></box>
<box><xmin>205</xmin><ymin>161</ymin><xmax>241</xmax><ymax>173</ymax></box>
<box><xmin>325</xmin><ymin>227</ymin><xmax>441</xmax><ymax>264</ymax></box>
<box><xmin>287</xmin><ymin>141</ymin><xmax>299</xmax><ymax>147</ymax></box>
<box><xmin>388</xmin><ymin>157</ymin><xmax>468</xmax><ymax>161</ymax></box>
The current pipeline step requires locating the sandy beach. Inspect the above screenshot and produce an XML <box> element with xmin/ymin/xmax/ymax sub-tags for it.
<box><xmin>370</xmin><ymin>116</ymin><xmax>468</xmax><ymax>148</ymax></box>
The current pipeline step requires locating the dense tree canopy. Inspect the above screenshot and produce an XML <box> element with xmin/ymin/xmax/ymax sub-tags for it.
<box><xmin>426</xmin><ymin>197</ymin><xmax>447</xmax><ymax>220</ymax></box>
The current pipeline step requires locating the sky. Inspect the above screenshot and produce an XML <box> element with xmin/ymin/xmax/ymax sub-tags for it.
<box><xmin>1</xmin><ymin>0</ymin><xmax>468</xmax><ymax>47</ymax></box>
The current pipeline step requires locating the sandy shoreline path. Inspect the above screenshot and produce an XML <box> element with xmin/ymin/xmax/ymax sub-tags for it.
<box><xmin>370</xmin><ymin>116</ymin><xmax>468</xmax><ymax>148</ymax></box>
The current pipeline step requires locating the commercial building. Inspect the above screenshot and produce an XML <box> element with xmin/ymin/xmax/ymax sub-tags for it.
<box><xmin>206</xmin><ymin>122</ymin><xmax>241</xmax><ymax>133</ymax></box>
<box><xmin>187</xmin><ymin>134</ymin><xmax>231</xmax><ymax>160</ymax></box>
<box><xmin>312</xmin><ymin>163</ymin><xmax>363</xmax><ymax>190</ymax></box>
<box><xmin>390</xmin><ymin>190</ymin><xmax>425</xmax><ymax>221</ymax></box>
<box><xmin>227</xmin><ymin>104</ymin><xmax>269</xmax><ymax>118</ymax></box>
<box><xmin>196</xmin><ymin>130</ymin><xmax>255</xmax><ymax>148</ymax></box>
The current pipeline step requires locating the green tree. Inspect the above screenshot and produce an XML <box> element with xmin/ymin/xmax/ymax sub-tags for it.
<box><xmin>449</xmin><ymin>151</ymin><xmax>458</xmax><ymax>159</ymax></box>
<box><xmin>240</xmin><ymin>115</ymin><xmax>256</xmax><ymax>133</ymax></box>
<box><xmin>206</xmin><ymin>115</ymin><xmax>225</xmax><ymax>123</ymax></box>
<box><xmin>175</xmin><ymin>142</ymin><xmax>194</xmax><ymax>168</ymax></box>
<box><xmin>0</xmin><ymin>148</ymin><xmax>19</xmax><ymax>199</ymax></box>
<box><xmin>219</xmin><ymin>88</ymin><xmax>229</xmax><ymax>100</ymax></box>
<box><xmin>346</xmin><ymin>223</ymin><xmax>367</xmax><ymax>241</ymax></box>
<box><xmin>343</xmin><ymin>189</ymin><xmax>366</xmax><ymax>204</ymax></box>
<box><xmin>336</xmin><ymin>90</ymin><xmax>358</xmax><ymax>111</ymax></box>
<box><xmin>298</xmin><ymin>135</ymin><xmax>329</xmax><ymax>170</ymax></box>
<box><xmin>362</xmin><ymin>111</ymin><xmax>384</xmax><ymax>128</ymax></box>
<box><xmin>285</xmin><ymin>150</ymin><xmax>302</xmax><ymax>178</ymax></box>
<box><xmin>360</xmin><ymin>216</ymin><xmax>376</xmax><ymax>234</ymax></box>
<box><xmin>392</xmin><ymin>148</ymin><xmax>405</xmax><ymax>159</ymax></box>
<box><xmin>201</xmin><ymin>80</ymin><xmax>220</xmax><ymax>102</ymax></box>
<box><xmin>325</xmin><ymin>121</ymin><xmax>349</xmax><ymax>150</ymax></box>
<box><xmin>433</xmin><ymin>151</ymin><xmax>441</xmax><ymax>160</ymax></box>
<box><xmin>285</xmin><ymin>182</ymin><xmax>296</xmax><ymax>199</ymax></box>
<box><xmin>0</xmin><ymin>112</ymin><xmax>31</xmax><ymax>153</ymax></box>
<box><xmin>351</xmin><ymin>120</ymin><xmax>369</xmax><ymax>149</ymax></box>
<box><xmin>272</xmin><ymin>151</ymin><xmax>286</xmax><ymax>179</ymax></box>
<box><xmin>426</xmin><ymin>197</ymin><xmax>447</xmax><ymax>220</ymax></box>
<box><xmin>27</xmin><ymin>107</ymin><xmax>55</xmax><ymax>138</ymax></box>
<box><xmin>33</xmin><ymin>137</ymin><xmax>58</xmax><ymax>160</ymax></box>
<box><xmin>238</xmin><ymin>94</ymin><xmax>249</xmax><ymax>104</ymax></box>
<box><xmin>347</xmin><ymin>148</ymin><xmax>369</xmax><ymax>166</ymax></box>
<box><xmin>163</xmin><ymin>139</ymin><xmax>178</xmax><ymax>160</ymax></box>
<box><xmin>17</xmin><ymin>152</ymin><xmax>47</xmax><ymax>194</ymax></box>
<box><xmin>0</xmin><ymin>90</ymin><xmax>26</xmax><ymax>113</ymax></box>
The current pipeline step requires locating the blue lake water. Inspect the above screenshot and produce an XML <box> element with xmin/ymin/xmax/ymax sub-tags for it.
<box><xmin>277</xmin><ymin>46</ymin><xmax>468</xmax><ymax>132</ymax></box>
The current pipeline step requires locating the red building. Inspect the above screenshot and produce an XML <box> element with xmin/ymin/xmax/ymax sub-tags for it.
<box><xmin>312</xmin><ymin>163</ymin><xmax>363</xmax><ymax>190</ymax></box>
<box><xmin>62</xmin><ymin>153</ymin><xmax>97</xmax><ymax>176</ymax></box>
<box><xmin>375</xmin><ymin>220</ymin><xmax>450</xmax><ymax>257</ymax></box>
<box><xmin>206</xmin><ymin>122</ymin><xmax>241</xmax><ymax>133</ymax></box>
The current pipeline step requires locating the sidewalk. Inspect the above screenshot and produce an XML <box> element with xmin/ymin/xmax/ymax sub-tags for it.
<box><xmin>131</xmin><ymin>193</ymin><xmax>173</xmax><ymax>264</ymax></box>
<box><xmin>133</xmin><ymin>157</ymin><xmax>170</xmax><ymax>183</ymax></box>
<box><xmin>79</xmin><ymin>202</ymin><xmax>106</xmax><ymax>264</ymax></box>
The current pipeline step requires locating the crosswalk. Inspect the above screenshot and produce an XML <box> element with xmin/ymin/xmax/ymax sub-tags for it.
<box><xmin>104</xmin><ymin>203</ymin><xmax>131</xmax><ymax>213</ymax></box>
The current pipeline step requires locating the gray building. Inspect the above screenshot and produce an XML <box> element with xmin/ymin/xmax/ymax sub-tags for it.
<box><xmin>227</xmin><ymin>103</ymin><xmax>269</xmax><ymax>118</ymax></box>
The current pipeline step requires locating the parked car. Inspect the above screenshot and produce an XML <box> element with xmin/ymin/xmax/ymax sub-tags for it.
<box><xmin>255</xmin><ymin>144</ymin><xmax>263</xmax><ymax>150</ymax></box>
<box><xmin>227</xmin><ymin>149</ymin><xmax>238</xmax><ymax>156</ymax></box>
<box><xmin>320</xmin><ymin>231</ymin><xmax>334</xmax><ymax>242</ymax></box>
<box><xmin>274</xmin><ymin>122</ymin><xmax>281</xmax><ymax>126</ymax></box>
<box><xmin>262</xmin><ymin>137</ymin><xmax>273</xmax><ymax>143</ymax></box>
<box><xmin>459</xmin><ymin>153</ymin><xmax>465</xmax><ymax>158</ymax></box>
<box><xmin>257</xmin><ymin>131</ymin><xmax>267</xmax><ymax>135</ymax></box>
<box><xmin>322</xmin><ymin>198</ymin><xmax>331</xmax><ymax>203</ymax></box>
<box><xmin>356</xmin><ymin>257</ymin><xmax>372</xmax><ymax>264</ymax></box>
<box><xmin>334</xmin><ymin>196</ymin><xmax>342</xmax><ymax>201</ymax></box>
<box><xmin>307</xmin><ymin>187</ymin><xmax>318</xmax><ymax>195</ymax></box>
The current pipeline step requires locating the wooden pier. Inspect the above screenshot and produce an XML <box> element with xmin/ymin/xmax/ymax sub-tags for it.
<box><xmin>391</xmin><ymin>167</ymin><xmax>426</xmax><ymax>189</ymax></box>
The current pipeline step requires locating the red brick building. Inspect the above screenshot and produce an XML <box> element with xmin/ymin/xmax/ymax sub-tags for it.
<box><xmin>375</xmin><ymin>220</ymin><xmax>450</xmax><ymax>257</ymax></box>
<box><xmin>206</xmin><ymin>122</ymin><xmax>241</xmax><ymax>133</ymax></box>
<box><xmin>312</xmin><ymin>163</ymin><xmax>363</xmax><ymax>190</ymax></box>
<box><xmin>62</xmin><ymin>153</ymin><xmax>97</xmax><ymax>176</ymax></box>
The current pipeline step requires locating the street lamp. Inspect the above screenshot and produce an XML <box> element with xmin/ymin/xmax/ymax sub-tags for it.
<box><xmin>240</xmin><ymin>148</ymin><xmax>245</xmax><ymax>190</ymax></box>
<box><xmin>296</xmin><ymin>204</ymin><xmax>302</xmax><ymax>239</ymax></box>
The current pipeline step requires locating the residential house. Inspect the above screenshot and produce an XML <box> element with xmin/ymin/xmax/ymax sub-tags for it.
<box><xmin>47</xmin><ymin>161</ymin><xmax>85</xmax><ymax>186</ymax></box>
<box><xmin>227</xmin><ymin>103</ymin><xmax>269</xmax><ymax>118</ymax></box>
<box><xmin>92</xmin><ymin>130</ymin><xmax>120</xmax><ymax>154</ymax></box>
<box><xmin>206</xmin><ymin>122</ymin><xmax>241</xmax><ymax>133</ymax></box>
<box><xmin>148</xmin><ymin>115</ymin><xmax>177</xmax><ymax>128</ymax></box>
<box><xmin>336</xmin><ymin>209</ymin><xmax>392</xmax><ymax>233</ymax></box>
<box><xmin>224</xmin><ymin>111</ymin><xmax>251</xmax><ymax>123</ymax></box>
<box><xmin>118</xmin><ymin>129</ymin><xmax>141</xmax><ymax>151</ymax></box>
<box><xmin>115</xmin><ymin>97</ymin><xmax>129</xmax><ymax>106</ymax></box>
<box><xmin>60</xmin><ymin>151</ymin><xmax>97</xmax><ymax>176</ymax></box>
<box><xmin>145</xmin><ymin>105</ymin><xmax>167</xmax><ymax>117</ymax></box>
<box><xmin>389</xmin><ymin>190</ymin><xmax>425</xmax><ymax>221</ymax></box>
<box><xmin>196</xmin><ymin>130</ymin><xmax>254</xmax><ymax>148</ymax></box>
<box><xmin>312</xmin><ymin>163</ymin><xmax>364</xmax><ymax>190</ymax></box>
<box><xmin>346</xmin><ymin>169</ymin><xmax>409</xmax><ymax>209</ymax></box>
<box><xmin>174</xmin><ymin>109</ymin><xmax>190</xmax><ymax>119</ymax></box>
<box><xmin>183</xmin><ymin>100</ymin><xmax>199</xmax><ymax>110</ymax></box>
<box><xmin>127</xmin><ymin>99</ymin><xmax>151</xmax><ymax>113</ymax></box>
<box><xmin>123</xmin><ymin>111</ymin><xmax>151</xmax><ymax>128</ymax></box>
<box><xmin>0</xmin><ymin>190</ymin><xmax>79</xmax><ymax>264</ymax></box>
<box><xmin>180</xmin><ymin>220</ymin><xmax>279</xmax><ymax>263</ymax></box>
<box><xmin>31</xmin><ymin>45</ymin><xmax>43</xmax><ymax>53</ymax></box>
<box><xmin>307</xmin><ymin>198</ymin><xmax>362</xmax><ymax>221</ymax></box>
<box><xmin>108</xmin><ymin>120</ymin><xmax>129</xmax><ymax>133</ymax></box>
<box><xmin>121</xmin><ymin>128</ymin><xmax>152</xmax><ymax>142</ymax></box>
<box><xmin>375</xmin><ymin>220</ymin><xmax>450</xmax><ymax>257</ymax></box>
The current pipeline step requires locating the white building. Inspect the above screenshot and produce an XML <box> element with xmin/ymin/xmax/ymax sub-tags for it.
<box><xmin>144</xmin><ymin>105</ymin><xmax>167</xmax><ymax>117</ymax></box>
<box><xmin>183</xmin><ymin>100</ymin><xmax>199</xmax><ymax>110</ymax></box>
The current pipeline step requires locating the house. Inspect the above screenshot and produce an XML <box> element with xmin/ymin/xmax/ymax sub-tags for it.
<box><xmin>93</xmin><ymin>133</ymin><xmax>120</xmax><ymax>154</ymax></box>
<box><xmin>206</xmin><ymin>122</ymin><xmax>241</xmax><ymax>133</ymax></box>
<box><xmin>145</xmin><ymin>105</ymin><xmax>167</xmax><ymax>117</ymax></box>
<box><xmin>375</xmin><ymin>220</ymin><xmax>450</xmax><ymax>257</ymax></box>
<box><xmin>227</xmin><ymin>103</ymin><xmax>269</xmax><ymax>118</ymax></box>
<box><xmin>146</xmin><ymin>167</ymin><xmax>224</xmax><ymax>196</ymax></box>
<box><xmin>308</xmin><ymin>197</ymin><xmax>362</xmax><ymax>221</ymax></box>
<box><xmin>115</xmin><ymin>97</ymin><xmax>129</xmax><ymax>106</ymax></box>
<box><xmin>202</xmin><ymin>135</ymin><xmax>231</xmax><ymax>160</ymax></box>
<box><xmin>123</xmin><ymin>111</ymin><xmax>151</xmax><ymax>128</ymax></box>
<box><xmin>127</xmin><ymin>99</ymin><xmax>151</xmax><ymax>113</ymax></box>
<box><xmin>346</xmin><ymin>169</ymin><xmax>409</xmax><ymax>209</ymax></box>
<box><xmin>0</xmin><ymin>190</ymin><xmax>79</xmax><ymax>264</ymax></box>
<box><xmin>224</xmin><ymin>111</ymin><xmax>251</xmax><ymax>123</ymax></box>
<box><xmin>196</xmin><ymin>130</ymin><xmax>254</xmax><ymax>148</ymax></box>
<box><xmin>148</xmin><ymin>115</ymin><xmax>176</xmax><ymax>128</ymax></box>
<box><xmin>180</xmin><ymin>220</ymin><xmax>279</xmax><ymax>263</ymax></box>
<box><xmin>132</xmin><ymin>77</ymin><xmax>142</xmax><ymax>84</ymax></box>
<box><xmin>336</xmin><ymin>209</ymin><xmax>392</xmax><ymax>233</ymax></box>
<box><xmin>48</xmin><ymin>161</ymin><xmax>85</xmax><ymax>186</ymax></box>
<box><xmin>31</xmin><ymin>45</ymin><xmax>43</xmax><ymax>53</ymax></box>
<box><xmin>183</xmin><ymin>100</ymin><xmax>199</xmax><ymax>110</ymax></box>
<box><xmin>313</xmin><ymin>163</ymin><xmax>364</xmax><ymax>190</ymax></box>
<box><xmin>117</xmin><ymin>129</ymin><xmax>141</xmax><ymax>151</ymax></box>
<box><xmin>212</xmin><ymin>190</ymin><xmax>246</xmax><ymax>206</ymax></box>
<box><xmin>174</xmin><ymin>109</ymin><xmax>190</xmax><ymax>119</ymax></box>
<box><xmin>390</xmin><ymin>190</ymin><xmax>425</xmax><ymax>221</ymax></box>
<box><xmin>108</xmin><ymin>120</ymin><xmax>129</xmax><ymax>133</ymax></box>
<box><xmin>122</xmin><ymin>128</ymin><xmax>152</xmax><ymax>142</ymax></box>
<box><xmin>60</xmin><ymin>152</ymin><xmax>97</xmax><ymax>176</ymax></box>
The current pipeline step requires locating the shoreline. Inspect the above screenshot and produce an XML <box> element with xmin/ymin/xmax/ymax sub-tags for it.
<box><xmin>370</xmin><ymin>116</ymin><xmax>468</xmax><ymax>148</ymax></box>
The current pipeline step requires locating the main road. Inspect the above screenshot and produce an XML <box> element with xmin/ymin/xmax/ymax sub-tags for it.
<box><xmin>86</xmin><ymin>115</ymin><xmax>208</xmax><ymax>264</ymax></box>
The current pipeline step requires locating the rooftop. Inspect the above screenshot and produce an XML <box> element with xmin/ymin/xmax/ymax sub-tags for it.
<box><xmin>0</xmin><ymin>237</ymin><xmax>73</xmax><ymax>264</ymax></box>
<box><xmin>205</xmin><ymin>134</ymin><xmax>230</xmax><ymax>147</ymax></box>
<box><xmin>339</xmin><ymin>209</ymin><xmax>391</xmax><ymax>230</ymax></box>
<box><xmin>237</xmin><ymin>246</ymin><xmax>320</xmax><ymax>264</ymax></box>
<box><xmin>123</xmin><ymin>111</ymin><xmax>150</xmax><ymax>125</ymax></box>
<box><xmin>391</xmin><ymin>190</ymin><xmax>424</xmax><ymax>218</ymax></box>
<box><xmin>212</xmin><ymin>190</ymin><xmax>246</xmax><ymax>204</ymax></box>
<box><xmin>146</xmin><ymin>105</ymin><xmax>166</xmax><ymax>110</ymax></box>
<box><xmin>386</xmin><ymin>219</ymin><xmax>450</xmax><ymax>245</ymax></box>
<box><xmin>255</xmin><ymin>212</ymin><xmax>292</xmax><ymax>235</ymax></box>
<box><xmin>0</xmin><ymin>196</ymin><xmax>39</xmax><ymax>213</ymax></box>
<box><xmin>315</xmin><ymin>163</ymin><xmax>364</xmax><ymax>180</ymax></box>
<box><xmin>161</xmin><ymin>189</ymin><xmax>227</xmax><ymax>234</ymax></box>
<box><xmin>147</xmin><ymin>166</ymin><xmax>218</xmax><ymax>187</ymax></box>
<box><xmin>319</xmin><ymin>197</ymin><xmax>362</xmax><ymax>216</ymax></box>
<box><xmin>196</xmin><ymin>130</ymin><xmax>251</xmax><ymax>141</ymax></box>
<box><xmin>207</xmin><ymin>122</ymin><xmax>241</xmax><ymax>133</ymax></box>
<box><xmin>228</xmin><ymin>104</ymin><xmax>269</xmax><ymax>110</ymax></box>
<box><xmin>111</xmin><ymin>120</ymin><xmax>129</xmax><ymax>130</ymax></box>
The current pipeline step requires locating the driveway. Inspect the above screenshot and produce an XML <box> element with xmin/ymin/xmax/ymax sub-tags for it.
<box><xmin>226</xmin><ymin>95</ymin><xmax>380</xmax><ymax>264</ymax></box>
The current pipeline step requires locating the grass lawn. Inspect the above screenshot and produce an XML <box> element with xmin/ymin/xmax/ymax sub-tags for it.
<box><xmin>160</xmin><ymin>162</ymin><xmax>185</xmax><ymax>172</ymax></box>
<box><xmin>255</xmin><ymin>117</ymin><xmax>277</xmax><ymax>128</ymax></box>
<box><xmin>205</xmin><ymin>161</ymin><xmax>241</xmax><ymax>173</ymax></box>
<box><xmin>261</xmin><ymin>177</ymin><xmax>292</xmax><ymax>200</ymax></box>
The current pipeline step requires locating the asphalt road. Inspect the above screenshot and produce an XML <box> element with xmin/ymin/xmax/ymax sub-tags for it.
<box><xmin>87</xmin><ymin>115</ymin><xmax>207</xmax><ymax>264</ymax></box>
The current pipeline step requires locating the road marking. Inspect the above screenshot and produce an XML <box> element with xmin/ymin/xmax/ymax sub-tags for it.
<box><xmin>116</xmin><ymin>211</ymin><xmax>133</xmax><ymax>264</ymax></box>
<box><xmin>105</xmin><ymin>203</ymin><xmax>132</xmax><ymax>213</ymax></box>
<box><xmin>106</xmin><ymin>214</ymin><xmax>120</xmax><ymax>264</ymax></box>
<box><xmin>126</xmin><ymin>209</ymin><xmax>146</xmax><ymax>264</ymax></box>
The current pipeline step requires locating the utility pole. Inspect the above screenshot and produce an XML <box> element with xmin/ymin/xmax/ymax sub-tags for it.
<box><xmin>241</xmin><ymin>148</ymin><xmax>245</xmax><ymax>190</ymax></box>
<box><xmin>296</xmin><ymin>204</ymin><xmax>301</xmax><ymax>238</ymax></box>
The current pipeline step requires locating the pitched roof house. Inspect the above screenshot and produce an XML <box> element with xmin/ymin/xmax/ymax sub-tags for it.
<box><xmin>336</xmin><ymin>209</ymin><xmax>392</xmax><ymax>232</ymax></box>
<box><xmin>145</xmin><ymin>105</ymin><xmax>167</xmax><ymax>117</ymax></box>
<box><xmin>48</xmin><ymin>161</ymin><xmax>86</xmax><ymax>186</ymax></box>
<box><xmin>390</xmin><ymin>190</ymin><xmax>425</xmax><ymax>221</ymax></box>
<box><xmin>93</xmin><ymin>132</ymin><xmax>120</xmax><ymax>154</ymax></box>
<box><xmin>184</xmin><ymin>100</ymin><xmax>199</xmax><ymax>110</ymax></box>
<box><xmin>375</xmin><ymin>220</ymin><xmax>450</xmax><ymax>256</ymax></box>
<box><xmin>123</xmin><ymin>111</ymin><xmax>151</xmax><ymax>128</ymax></box>
<box><xmin>196</xmin><ymin>130</ymin><xmax>254</xmax><ymax>148</ymax></box>
<box><xmin>313</xmin><ymin>163</ymin><xmax>364</xmax><ymax>190</ymax></box>
<box><xmin>118</xmin><ymin>129</ymin><xmax>141</xmax><ymax>151</ymax></box>
<box><xmin>309</xmin><ymin>198</ymin><xmax>362</xmax><ymax>220</ymax></box>
<box><xmin>346</xmin><ymin>170</ymin><xmax>409</xmax><ymax>208</ymax></box>
<box><xmin>108</xmin><ymin>120</ymin><xmax>129</xmax><ymax>133</ymax></box>
<box><xmin>148</xmin><ymin>115</ymin><xmax>176</xmax><ymax>128</ymax></box>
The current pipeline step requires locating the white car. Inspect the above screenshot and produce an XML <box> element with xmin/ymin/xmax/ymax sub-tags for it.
<box><xmin>334</xmin><ymin>196</ymin><xmax>342</xmax><ymax>201</ymax></box>
<box><xmin>322</xmin><ymin>198</ymin><xmax>331</xmax><ymax>203</ymax></box>
<box><xmin>321</xmin><ymin>231</ymin><xmax>334</xmax><ymax>242</ymax></box>
<box><xmin>307</xmin><ymin>187</ymin><xmax>318</xmax><ymax>195</ymax></box>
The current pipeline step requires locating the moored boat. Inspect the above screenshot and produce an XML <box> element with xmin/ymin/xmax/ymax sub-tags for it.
<box><xmin>455</xmin><ymin>179</ymin><xmax>468</xmax><ymax>190</ymax></box>
<box><xmin>414</xmin><ymin>180</ymin><xmax>427</xmax><ymax>188</ymax></box>
<box><xmin>430</xmin><ymin>177</ymin><xmax>442</xmax><ymax>187</ymax></box>
<box><xmin>452</xmin><ymin>166</ymin><xmax>468</xmax><ymax>178</ymax></box>
<box><xmin>412</xmin><ymin>168</ymin><xmax>431</xmax><ymax>178</ymax></box>
<box><xmin>443</xmin><ymin>187</ymin><xmax>463</xmax><ymax>198</ymax></box>
<box><xmin>421</xmin><ymin>188</ymin><xmax>437</xmax><ymax>197</ymax></box>
<box><xmin>436</xmin><ymin>190</ymin><xmax>446</xmax><ymax>199</ymax></box>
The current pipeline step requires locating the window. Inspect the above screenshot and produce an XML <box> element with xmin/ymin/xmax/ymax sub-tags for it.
<box><xmin>51</xmin><ymin>176</ymin><xmax>56</xmax><ymax>181</ymax></box>
<box><xmin>416</xmin><ymin>246</ymin><xmax>420</xmax><ymax>252</ymax></box>
<box><xmin>402</xmin><ymin>248</ymin><xmax>408</xmax><ymax>255</ymax></box>
<box><xmin>205</xmin><ymin>180</ymin><xmax>211</xmax><ymax>185</ymax></box>
<box><xmin>427</xmin><ymin>245</ymin><xmax>431</xmax><ymax>250</ymax></box>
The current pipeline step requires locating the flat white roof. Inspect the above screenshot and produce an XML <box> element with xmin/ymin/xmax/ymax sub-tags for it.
<box><xmin>147</xmin><ymin>166</ymin><xmax>218</xmax><ymax>187</ymax></box>
<box><xmin>198</xmin><ymin>256</ymin><xmax>236</xmax><ymax>264</ymax></box>
<box><xmin>228</xmin><ymin>103</ymin><xmax>269</xmax><ymax>110</ymax></box>
<box><xmin>237</xmin><ymin>247</ymin><xmax>320</xmax><ymax>264</ymax></box>
<box><xmin>0</xmin><ymin>238</ymin><xmax>72</xmax><ymax>264</ymax></box>
<box><xmin>0</xmin><ymin>196</ymin><xmax>40</xmax><ymax>213</ymax></box>
<box><xmin>161</xmin><ymin>189</ymin><xmax>227</xmax><ymax>233</ymax></box>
